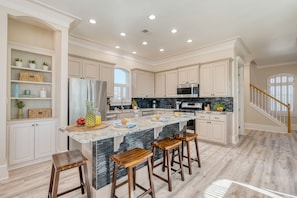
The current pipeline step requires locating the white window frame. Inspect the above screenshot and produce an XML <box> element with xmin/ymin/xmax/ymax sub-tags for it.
<box><xmin>111</xmin><ymin>67</ymin><xmax>131</xmax><ymax>106</ymax></box>
<box><xmin>267</xmin><ymin>73</ymin><xmax>295</xmax><ymax>115</ymax></box>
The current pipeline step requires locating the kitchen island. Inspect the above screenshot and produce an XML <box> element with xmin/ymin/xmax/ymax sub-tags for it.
<box><xmin>60</xmin><ymin>112</ymin><xmax>195</xmax><ymax>197</ymax></box>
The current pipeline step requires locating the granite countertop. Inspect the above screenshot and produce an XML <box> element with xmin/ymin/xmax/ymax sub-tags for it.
<box><xmin>107</xmin><ymin>108</ymin><xmax>174</xmax><ymax>114</ymax></box>
<box><xmin>195</xmin><ymin>111</ymin><xmax>233</xmax><ymax>115</ymax></box>
<box><xmin>60</xmin><ymin>112</ymin><xmax>195</xmax><ymax>144</ymax></box>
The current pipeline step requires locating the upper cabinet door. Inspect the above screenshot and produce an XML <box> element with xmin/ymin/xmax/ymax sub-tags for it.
<box><xmin>213</xmin><ymin>61</ymin><xmax>229</xmax><ymax>97</ymax></box>
<box><xmin>68</xmin><ymin>56</ymin><xmax>99</xmax><ymax>80</ymax></box>
<box><xmin>200</xmin><ymin>60</ymin><xmax>230</xmax><ymax>97</ymax></box>
<box><xmin>83</xmin><ymin>60</ymin><xmax>100</xmax><ymax>80</ymax></box>
<box><xmin>68</xmin><ymin>57</ymin><xmax>83</xmax><ymax>78</ymax></box>
<box><xmin>132</xmin><ymin>70</ymin><xmax>154</xmax><ymax>98</ymax></box>
<box><xmin>155</xmin><ymin>72</ymin><xmax>166</xmax><ymax>97</ymax></box>
<box><xmin>200</xmin><ymin>63</ymin><xmax>213</xmax><ymax>97</ymax></box>
<box><xmin>178</xmin><ymin>66</ymin><xmax>199</xmax><ymax>84</ymax></box>
<box><xmin>99</xmin><ymin>63</ymin><xmax>114</xmax><ymax>97</ymax></box>
<box><xmin>165</xmin><ymin>70</ymin><xmax>178</xmax><ymax>97</ymax></box>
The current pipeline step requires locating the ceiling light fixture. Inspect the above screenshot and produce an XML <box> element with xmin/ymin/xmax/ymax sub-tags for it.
<box><xmin>148</xmin><ymin>14</ymin><xmax>156</xmax><ymax>20</ymax></box>
<box><xmin>132</xmin><ymin>51</ymin><xmax>136</xmax><ymax>54</ymax></box>
<box><xmin>89</xmin><ymin>19</ymin><xmax>96</xmax><ymax>24</ymax></box>
<box><xmin>160</xmin><ymin>49</ymin><xmax>164</xmax><ymax>52</ymax></box>
<box><xmin>187</xmin><ymin>39</ymin><xmax>193</xmax><ymax>43</ymax></box>
<box><xmin>142</xmin><ymin>41</ymin><xmax>148</xmax><ymax>45</ymax></box>
<box><xmin>115</xmin><ymin>46</ymin><xmax>120</xmax><ymax>49</ymax></box>
<box><xmin>120</xmin><ymin>32</ymin><xmax>126</xmax><ymax>37</ymax></box>
<box><xmin>171</xmin><ymin>29</ymin><xmax>177</xmax><ymax>34</ymax></box>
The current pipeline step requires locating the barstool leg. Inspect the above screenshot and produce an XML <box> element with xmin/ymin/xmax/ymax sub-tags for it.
<box><xmin>78</xmin><ymin>166</ymin><xmax>85</xmax><ymax>194</ymax></box>
<box><xmin>147</xmin><ymin>158</ymin><xmax>155</xmax><ymax>198</ymax></box>
<box><xmin>52</xmin><ymin>170</ymin><xmax>60</xmax><ymax>198</ymax></box>
<box><xmin>162</xmin><ymin>151</ymin><xmax>166</xmax><ymax>172</ymax></box>
<box><xmin>166</xmin><ymin>150</ymin><xmax>172</xmax><ymax>191</ymax></box>
<box><xmin>48</xmin><ymin>164</ymin><xmax>55</xmax><ymax>198</ymax></box>
<box><xmin>186</xmin><ymin>141</ymin><xmax>192</xmax><ymax>175</ymax></box>
<box><xmin>83</xmin><ymin>164</ymin><xmax>91</xmax><ymax>198</ymax></box>
<box><xmin>127</xmin><ymin>167</ymin><xmax>134</xmax><ymax>198</ymax></box>
<box><xmin>111</xmin><ymin>162</ymin><xmax>118</xmax><ymax>198</ymax></box>
<box><xmin>194</xmin><ymin>138</ymin><xmax>201</xmax><ymax>167</ymax></box>
<box><xmin>177</xmin><ymin>146</ymin><xmax>185</xmax><ymax>181</ymax></box>
<box><xmin>133</xmin><ymin>167</ymin><xmax>136</xmax><ymax>190</ymax></box>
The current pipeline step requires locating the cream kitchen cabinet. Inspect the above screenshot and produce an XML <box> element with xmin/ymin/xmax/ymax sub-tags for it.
<box><xmin>165</xmin><ymin>70</ymin><xmax>178</xmax><ymax>97</ymax></box>
<box><xmin>68</xmin><ymin>56</ymin><xmax>100</xmax><ymax>80</ymax></box>
<box><xmin>155</xmin><ymin>72</ymin><xmax>166</xmax><ymax>97</ymax></box>
<box><xmin>200</xmin><ymin>60</ymin><xmax>231</xmax><ymax>97</ymax></box>
<box><xmin>8</xmin><ymin>119</ymin><xmax>55</xmax><ymax>169</ymax></box>
<box><xmin>132</xmin><ymin>69</ymin><xmax>154</xmax><ymax>98</ymax></box>
<box><xmin>178</xmin><ymin>65</ymin><xmax>199</xmax><ymax>84</ymax></box>
<box><xmin>196</xmin><ymin>113</ymin><xmax>231</xmax><ymax>145</ymax></box>
<box><xmin>99</xmin><ymin>62</ymin><xmax>114</xmax><ymax>97</ymax></box>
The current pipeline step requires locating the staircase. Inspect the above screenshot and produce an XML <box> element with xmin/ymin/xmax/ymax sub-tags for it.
<box><xmin>250</xmin><ymin>84</ymin><xmax>291</xmax><ymax>133</ymax></box>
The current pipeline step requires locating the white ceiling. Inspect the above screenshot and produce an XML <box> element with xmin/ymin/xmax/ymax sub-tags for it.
<box><xmin>37</xmin><ymin>0</ymin><xmax>297</xmax><ymax>66</ymax></box>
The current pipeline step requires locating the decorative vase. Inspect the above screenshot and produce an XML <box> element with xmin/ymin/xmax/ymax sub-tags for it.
<box><xmin>16</xmin><ymin>61</ymin><xmax>22</xmax><ymax>67</ymax></box>
<box><xmin>29</xmin><ymin>63</ymin><xmax>36</xmax><ymax>69</ymax></box>
<box><xmin>17</xmin><ymin>108</ymin><xmax>23</xmax><ymax>119</ymax></box>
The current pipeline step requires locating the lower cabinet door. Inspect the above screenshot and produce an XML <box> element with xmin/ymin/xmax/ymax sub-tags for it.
<box><xmin>196</xmin><ymin>119</ymin><xmax>210</xmax><ymax>140</ymax></box>
<box><xmin>35</xmin><ymin>120</ymin><xmax>55</xmax><ymax>159</ymax></box>
<box><xmin>9</xmin><ymin>123</ymin><xmax>35</xmax><ymax>165</ymax></box>
<box><xmin>210</xmin><ymin>121</ymin><xmax>225</xmax><ymax>144</ymax></box>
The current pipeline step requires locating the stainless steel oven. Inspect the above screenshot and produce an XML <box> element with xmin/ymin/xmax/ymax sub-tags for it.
<box><xmin>176</xmin><ymin>102</ymin><xmax>203</xmax><ymax>133</ymax></box>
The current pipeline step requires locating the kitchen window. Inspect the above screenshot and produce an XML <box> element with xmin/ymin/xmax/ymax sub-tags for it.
<box><xmin>112</xmin><ymin>68</ymin><xmax>131</xmax><ymax>105</ymax></box>
<box><xmin>267</xmin><ymin>73</ymin><xmax>295</xmax><ymax>114</ymax></box>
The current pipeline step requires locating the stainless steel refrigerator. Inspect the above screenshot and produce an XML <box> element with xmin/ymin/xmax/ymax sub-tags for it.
<box><xmin>68</xmin><ymin>78</ymin><xmax>107</xmax><ymax>150</ymax></box>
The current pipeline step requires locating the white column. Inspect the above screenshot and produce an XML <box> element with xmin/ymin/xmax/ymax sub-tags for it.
<box><xmin>0</xmin><ymin>6</ymin><xmax>9</xmax><ymax>180</ymax></box>
<box><xmin>55</xmin><ymin>27</ymin><xmax>69</xmax><ymax>152</ymax></box>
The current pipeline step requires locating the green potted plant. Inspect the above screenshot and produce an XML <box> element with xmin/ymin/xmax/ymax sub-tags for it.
<box><xmin>29</xmin><ymin>60</ymin><xmax>36</xmax><ymax>69</ymax></box>
<box><xmin>15</xmin><ymin>99</ymin><xmax>25</xmax><ymax>119</ymax></box>
<box><xmin>213</xmin><ymin>103</ymin><xmax>226</xmax><ymax>112</ymax></box>
<box><xmin>42</xmin><ymin>62</ymin><xmax>49</xmax><ymax>70</ymax></box>
<box><xmin>15</xmin><ymin>58</ymin><xmax>23</xmax><ymax>67</ymax></box>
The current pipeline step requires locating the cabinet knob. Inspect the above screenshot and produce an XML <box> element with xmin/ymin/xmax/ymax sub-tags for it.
<box><xmin>32</xmin><ymin>124</ymin><xmax>35</xmax><ymax>126</ymax></box>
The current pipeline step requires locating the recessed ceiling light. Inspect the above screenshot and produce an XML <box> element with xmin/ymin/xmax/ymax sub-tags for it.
<box><xmin>89</xmin><ymin>19</ymin><xmax>96</xmax><ymax>24</ymax></box>
<box><xmin>142</xmin><ymin>41</ymin><xmax>148</xmax><ymax>45</ymax></box>
<box><xmin>120</xmin><ymin>32</ymin><xmax>126</xmax><ymax>37</ymax></box>
<box><xmin>187</xmin><ymin>39</ymin><xmax>193</xmax><ymax>43</ymax></box>
<box><xmin>171</xmin><ymin>29</ymin><xmax>177</xmax><ymax>34</ymax></box>
<box><xmin>115</xmin><ymin>46</ymin><xmax>120</xmax><ymax>49</ymax></box>
<box><xmin>160</xmin><ymin>48</ymin><xmax>164</xmax><ymax>52</ymax></box>
<box><xmin>132</xmin><ymin>51</ymin><xmax>136</xmax><ymax>54</ymax></box>
<box><xmin>148</xmin><ymin>14</ymin><xmax>156</xmax><ymax>20</ymax></box>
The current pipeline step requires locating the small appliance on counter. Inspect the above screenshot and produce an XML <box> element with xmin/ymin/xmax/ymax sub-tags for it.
<box><xmin>152</xmin><ymin>100</ymin><xmax>157</xmax><ymax>108</ymax></box>
<box><xmin>176</xmin><ymin>100</ymin><xmax>182</xmax><ymax>110</ymax></box>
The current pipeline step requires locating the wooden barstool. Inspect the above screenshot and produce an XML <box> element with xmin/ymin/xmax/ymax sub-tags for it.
<box><xmin>110</xmin><ymin>147</ymin><xmax>155</xmax><ymax>198</ymax></box>
<box><xmin>172</xmin><ymin>132</ymin><xmax>201</xmax><ymax>175</ymax></box>
<box><xmin>48</xmin><ymin>150</ymin><xmax>91</xmax><ymax>198</ymax></box>
<box><xmin>151</xmin><ymin>137</ymin><xmax>184</xmax><ymax>192</ymax></box>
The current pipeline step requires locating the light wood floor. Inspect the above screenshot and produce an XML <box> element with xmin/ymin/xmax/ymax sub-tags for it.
<box><xmin>1</xmin><ymin>130</ymin><xmax>297</xmax><ymax>198</ymax></box>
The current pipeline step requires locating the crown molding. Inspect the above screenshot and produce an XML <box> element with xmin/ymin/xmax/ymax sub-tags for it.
<box><xmin>69</xmin><ymin>35</ymin><xmax>240</xmax><ymax>67</ymax></box>
<box><xmin>0</xmin><ymin>0</ymin><xmax>80</xmax><ymax>28</ymax></box>
<box><xmin>256</xmin><ymin>61</ymin><xmax>297</xmax><ymax>69</ymax></box>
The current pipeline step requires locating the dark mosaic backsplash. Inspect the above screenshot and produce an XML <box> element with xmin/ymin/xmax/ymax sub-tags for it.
<box><xmin>133</xmin><ymin>97</ymin><xmax>233</xmax><ymax>112</ymax></box>
<box><xmin>92</xmin><ymin>123</ymin><xmax>186</xmax><ymax>190</ymax></box>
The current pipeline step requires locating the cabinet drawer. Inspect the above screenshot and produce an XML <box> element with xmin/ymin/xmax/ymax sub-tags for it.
<box><xmin>196</xmin><ymin>114</ymin><xmax>210</xmax><ymax>120</ymax></box>
<box><xmin>210</xmin><ymin>114</ymin><xmax>225</xmax><ymax>122</ymax></box>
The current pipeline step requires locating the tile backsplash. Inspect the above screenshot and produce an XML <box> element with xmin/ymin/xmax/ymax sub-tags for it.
<box><xmin>133</xmin><ymin>97</ymin><xmax>233</xmax><ymax>112</ymax></box>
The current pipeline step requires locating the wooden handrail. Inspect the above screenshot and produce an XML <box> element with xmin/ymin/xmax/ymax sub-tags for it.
<box><xmin>250</xmin><ymin>84</ymin><xmax>291</xmax><ymax>133</ymax></box>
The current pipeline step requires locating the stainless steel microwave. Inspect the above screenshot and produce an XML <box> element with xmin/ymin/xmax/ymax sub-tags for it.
<box><xmin>177</xmin><ymin>84</ymin><xmax>199</xmax><ymax>97</ymax></box>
